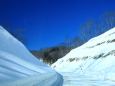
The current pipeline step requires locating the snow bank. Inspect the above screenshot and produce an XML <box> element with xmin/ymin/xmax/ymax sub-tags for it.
<box><xmin>52</xmin><ymin>27</ymin><xmax>115</xmax><ymax>81</ymax></box>
<box><xmin>0</xmin><ymin>26</ymin><xmax>63</xmax><ymax>86</ymax></box>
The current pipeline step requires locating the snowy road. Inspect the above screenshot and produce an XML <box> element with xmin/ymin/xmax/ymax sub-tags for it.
<box><xmin>0</xmin><ymin>72</ymin><xmax>63</xmax><ymax>86</ymax></box>
<box><xmin>61</xmin><ymin>72</ymin><xmax>115</xmax><ymax>86</ymax></box>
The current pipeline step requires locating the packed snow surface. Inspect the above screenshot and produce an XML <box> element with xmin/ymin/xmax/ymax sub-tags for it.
<box><xmin>52</xmin><ymin>27</ymin><xmax>115</xmax><ymax>85</ymax></box>
<box><xmin>62</xmin><ymin>72</ymin><xmax>115</xmax><ymax>86</ymax></box>
<box><xmin>0</xmin><ymin>26</ymin><xmax>63</xmax><ymax>86</ymax></box>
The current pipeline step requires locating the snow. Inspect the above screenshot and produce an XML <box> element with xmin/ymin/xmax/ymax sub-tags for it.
<box><xmin>1</xmin><ymin>25</ymin><xmax>115</xmax><ymax>85</ymax></box>
<box><xmin>52</xmin><ymin>27</ymin><xmax>115</xmax><ymax>85</ymax></box>
<box><xmin>62</xmin><ymin>73</ymin><xmax>115</xmax><ymax>86</ymax></box>
<box><xmin>0</xmin><ymin>72</ymin><xmax>63</xmax><ymax>86</ymax></box>
<box><xmin>0</xmin><ymin>26</ymin><xmax>63</xmax><ymax>86</ymax></box>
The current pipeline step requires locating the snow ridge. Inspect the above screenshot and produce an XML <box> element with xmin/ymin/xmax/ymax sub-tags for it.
<box><xmin>0</xmin><ymin>26</ymin><xmax>63</xmax><ymax>86</ymax></box>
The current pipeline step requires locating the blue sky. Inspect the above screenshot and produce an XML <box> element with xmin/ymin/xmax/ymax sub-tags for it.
<box><xmin>0</xmin><ymin>0</ymin><xmax>115</xmax><ymax>50</ymax></box>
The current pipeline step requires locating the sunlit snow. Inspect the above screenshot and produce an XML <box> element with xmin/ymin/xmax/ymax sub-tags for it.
<box><xmin>0</xmin><ymin>26</ymin><xmax>63</xmax><ymax>86</ymax></box>
<box><xmin>52</xmin><ymin>27</ymin><xmax>115</xmax><ymax>85</ymax></box>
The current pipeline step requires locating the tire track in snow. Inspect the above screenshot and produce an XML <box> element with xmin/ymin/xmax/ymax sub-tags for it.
<box><xmin>62</xmin><ymin>72</ymin><xmax>115</xmax><ymax>86</ymax></box>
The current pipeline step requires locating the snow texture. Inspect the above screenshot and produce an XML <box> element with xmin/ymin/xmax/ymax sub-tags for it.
<box><xmin>0</xmin><ymin>26</ymin><xmax>63</xmax><ymax>86</ymax></box>
<box><xmin>52</xmin><ymin>27</ymin><xmax>115</xmax><ymax>83</ymax></box>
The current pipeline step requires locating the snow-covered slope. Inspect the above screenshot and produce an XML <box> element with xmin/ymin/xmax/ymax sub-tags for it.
<box><xmin>0</xmin><ymin>26</ymin><xmax>63</xmax><ymax>86</ymax></box>
<box><xmin>52</xmin><ymin>27</ymin><xmax>115</xmax><ymax>81</ymax></box>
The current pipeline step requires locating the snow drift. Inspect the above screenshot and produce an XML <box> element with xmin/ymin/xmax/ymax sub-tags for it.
<box><xmin>0</xmin><ymin>26</ymin><xmax>63</xmax><ymax>86</ymax></box>
<box><xmin>52</xmin><ymin>27</ymin><xmax>115</xmax><ymax>81</ymax></box>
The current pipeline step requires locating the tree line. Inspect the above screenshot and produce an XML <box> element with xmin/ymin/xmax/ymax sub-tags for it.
<box><xmin>79</xmin><ymin>11</ymin><xmax>115</xmax><ymax>43</ymax></box>
<box><xmin>1</xmin><ymin>11</ymin><xmax>115</xmax><ymax>65</ymax></box>
<box><xmin>30</xmin><ymin>11</ymin><xmax>115</xmax><ymax>65</ymax></box>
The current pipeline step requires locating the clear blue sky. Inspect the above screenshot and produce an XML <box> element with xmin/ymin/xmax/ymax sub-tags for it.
<box><xmin>0</xmin><ymin>0</ymin><xmax>115</xmax><ymax>50</ymax></box>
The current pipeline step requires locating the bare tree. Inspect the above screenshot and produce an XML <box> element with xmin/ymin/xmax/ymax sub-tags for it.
<box><xmin>10</xmin><ymin>28</ymin><xmax>27</xmax><ymax>45</ymax></box>
<box><xmin>0</xmin><ymin>21</ymin><xmax>27</xmax><ymax>45</ymax></box>
<box><xmin>70</xmin><ymin>37</ymin><xmax>83</xmax><ymax>47</ymax></box>
<box><xmin>79</xmin><ymin>19</ymin><xmax>95</xmax><ymax>43</ymax></box>
<box><xmin>97</xmin><ymin>11</ymin><xmax>115</xmax><ymax>34</ymax></box>
<box><xmin>64</xmin><ymin>35</ymin><xmax>73</xmax><ymax>51</ymax></box>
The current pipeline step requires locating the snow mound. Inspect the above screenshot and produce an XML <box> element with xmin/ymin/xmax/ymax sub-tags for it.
<box><xmin>52</xmin><ymin>27</ymin><xmax>115</xmax><ymax>81</ymax></box>
<box><xmin>0</xmin><ymin>26</ymin><xmax>63</xmax><ymax>85</ymax></box>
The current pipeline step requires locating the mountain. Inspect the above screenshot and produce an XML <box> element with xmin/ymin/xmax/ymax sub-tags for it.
<box><xmin>0</xmin><ymin>26</ymin><xmax>63</xmax><ymax>86</ymax></box>
<box><xmin>52</xmin><ymin>27</ymin><xmax>115</xmax><ymax>82</ymax></box>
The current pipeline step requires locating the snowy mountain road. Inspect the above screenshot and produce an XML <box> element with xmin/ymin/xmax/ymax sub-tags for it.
<box><xmin>62</xmin><ymin>73</ymin><xmax>115</xmax><ymax>86</ymax></box>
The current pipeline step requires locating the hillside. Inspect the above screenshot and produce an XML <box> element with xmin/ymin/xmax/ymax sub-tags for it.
<box><xmin>52</xmin><ymin>27</ymin><xmax>115</xmax><ymax>82</ymax></box>
<box><xmin>0</xmin><ymin>26</ymin><xmax>63</xmax><ymax>86</ymax></box>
